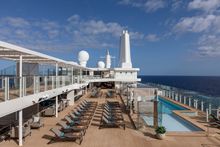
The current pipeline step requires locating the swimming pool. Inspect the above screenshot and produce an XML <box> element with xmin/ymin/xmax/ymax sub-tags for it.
<box><xmin>142</xmin><ymin>97</ymin><xmax>203</xmax><ymax>132</ymax></box>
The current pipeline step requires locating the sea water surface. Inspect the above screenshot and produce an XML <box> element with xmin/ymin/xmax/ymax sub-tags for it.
<box><xmin>139</xmin><ymin>75</ymin><xmax>220</xmax><ymax>97</ymax></box>
<box><xmin>139</xmin><ymin>75</ymin><xmax>220</xmax><ymax>110</ymax></box>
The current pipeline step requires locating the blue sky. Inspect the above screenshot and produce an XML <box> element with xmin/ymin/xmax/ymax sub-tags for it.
<box><xmin>0</xmin><ymin>0</ymin><xmax>220</xmax><ymax>75</ymax></box>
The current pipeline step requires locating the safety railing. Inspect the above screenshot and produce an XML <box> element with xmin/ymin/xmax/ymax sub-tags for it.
<box><xmin>160</xmin><ymin>88</ymin><xmax>220</xmax><ymax>120</ymax></box>
<box><xmin>0</xmin><ymin>75</ymin><xmax>92</xmax><ymax>103</ymax></box>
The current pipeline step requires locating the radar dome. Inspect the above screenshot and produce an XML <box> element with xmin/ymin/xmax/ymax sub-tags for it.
<box><xmin>97</xmin><ymin>61</ymin><xmax>105</xmax><ymax>68</ymax></box>
<box><xmin>78</xmin><ymin>50</ymin><xmax>89</xmax><ymax>67</ymax></box>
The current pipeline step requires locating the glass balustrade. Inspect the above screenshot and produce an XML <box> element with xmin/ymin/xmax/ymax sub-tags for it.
<box><xmin>0</xmin><ymin>74</ymin><xmax>105</xmax><ymax>103</ymax></box>
<box><xmin>8</xmin><ymin>77</ymin><xmax>20</xmax><ymax>100</ymax></box>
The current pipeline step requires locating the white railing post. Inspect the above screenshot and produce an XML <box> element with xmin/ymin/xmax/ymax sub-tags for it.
<box><xmin>71</xmin><ymin>67</ymin><xmax>74</xmax><ymax>84</ymax></box>
<box><xmin>18</xmin><ymin>110</ymin><xmax>23</xmax><ymax>146</ymax></box>
<box><xmin>55</xmin><ymin>63</ymin><xmax>58</xmax><ymax>88</ymax></box>
<box><xmin>206</xmin><ymin>108</ymin><xmax>209</xmax><ymax>122</ymax></box>
<box><xmin>179</xmin><ymin>94</ymin><xmax>182</xmax><ymax>103</ymax></box>
<box><xmin>22</xmin><ymin>77</ymin><xmax>26</xmax><ymax>96</ymax></box>
<box><xmin>55</xmin><ymin>96</ymin><xmax>58</xmax><ymax>118</ymax></box>
<box><xmin>195</xmin><ymin>99</ymin><xmax>198</xmax><ymax>109</ymax></box>
<box><xmin>33</xmin><ymin>76</ymin><xmax>36</xmax><ymax>94</ymax></box>
<box><xmin>52</xmin><ymin>76</ymin><xmax>54</xmax><ymax>89</ymax></box>
<box><xmin>44</xmin><ymin>76</ymin><xmax>47</xmax><ymax>91</ymax></box>
<box><xmin>189</xmin><ymin>97</ymin><xmax>191</xmax><ymax>107</ymax></box>
<box><xmin>4</xmin><ymin>77</ymin><xmax>9</xmax><ymax>101</ymax></box>
<box><xmin>36</xmin><ymin>76</ymin><xmax>39</xmax><ymax>93</ymax></box>
<box><xmin>193</xmin><ymin>99</ymin><xmax>196</xmax><ymax>108</ymax></box>
<box><xmin>175</xmin><ymin>93</ymin><xmax>178</xmax><ymax>101</ymax></box>
<box><xmin>201</xmin><ymin>101</ymin><xmax>204</xmax><ymax>111</ymax></box>
<box><xmin>184</xmin><ymin>96</ymin><xmax>186</xmax><ymax>105</ymax></box>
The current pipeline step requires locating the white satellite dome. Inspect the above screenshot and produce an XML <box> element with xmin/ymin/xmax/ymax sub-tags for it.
<box><xmin>78</xmin><ymin>50</ymin><xmax>89</xmax><ymax>67</ymax></box>
<box><xmin>97</xmin><ymin>61</ymin><xmax>105</xmax><ymax>68</ymax></box>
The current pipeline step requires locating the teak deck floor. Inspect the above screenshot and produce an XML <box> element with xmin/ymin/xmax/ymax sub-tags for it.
<box><xmin>0</xmin><ymin>91</ymin><xmax>220</xmax><ymax>147</ymax></box>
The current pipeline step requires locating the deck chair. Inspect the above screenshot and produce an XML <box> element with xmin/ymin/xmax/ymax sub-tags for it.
<box><xmin>57</xmin><ymin>121</ymin><xmax>86</xmax><ymax>135</ymax></box>
<box><xmin>104</xmin><ymin>106</ymin><xmax>122</xmax><ymax>113</ymax></box>
<box><xmin>105</xmin><ymin>104</ymin><xmax>121</xmax><ymax>110</ymax></box>
<box><xmin>65</xmin><ymin>116</ymin><xmax>90</xmax><ymax>126</ymax></box>
<box><xmin>103</xmin><ymin>110</ymin><xmax>123</xmax><ymax>118</ymax></box>
<box><xmin>49</xmin><ymin>128</ymin><xmax>83</xmax><ymax>145</ymax></box>
<box><xmin>82</xmin><ymin>100</ymin><xmax>97</xmax><ymax>105</ymax></box>
<box><xmin>78</xmin><ymin>103</ymin><xmax>96</xmax><ymax>111</ymax></box>
<box><xmin>103</xmin><ymin>112</ymin><xmax>123</xmax><ymax>121</ymax></box>
<box><xmin>69</xmin><ymin>113</ymin><xmax>92</xmax><ymax>121</ymax></box>
<box><xmin>73</xmin><ymin>109</ymin><xmax>93</xmax><ymax>117</ymax></box>
<box><xmin>103</xmin><ymin>112</ymin><xmax>124</xmax><ymax>120</ymax></box>
<box><xmin>99</xmin><ymin>116</ymin><xmax>125</xmax><ymax>130</ymax></box>
<box><xmin>106</xmin><ymin>101</ymin><xmax>120</xmax><ymax>106</ymax></box>
<box><xmin>30</xmin><ymin>115</ymin><xmax>44</xmax><ymax>129</ymax></box>
<box><xmin>76</xmin><ymin>107</ymin><xmax>94</xmax><ymax>114</ymax></box>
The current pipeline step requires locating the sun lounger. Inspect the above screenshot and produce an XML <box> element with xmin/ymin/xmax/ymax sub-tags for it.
<box><xmin>64</xmin><ymin>116</ymin><xmax>90</xmax><ymax>126</ymax></box>
<box><xmin>76</xmin><ymin>107</ymin><xmax>94</xmax><ymax>114</ymax></box>
<box><xmin>99</xmin><ymin>116</ymin><xmax>125</xmax><ymax>130</ymax></box>
<box><xmin>69</xmin><ymin>113</ymin><xmax>92</xmax><ymax>121</ymax></box>
<box><xmin>73</xmin><ymin>109</ymin><xmax>93</xmax><ymax>117</ymax></box>
<box><xmin>82</xmin><ymin>100</ymin><xmax>97</xmax><ymax>106</ymax></box>
<box><xmin>49</xmin><ymin>128</ymin><xmax>83</xmax><ymax>145</ymax></box>
<box><xmin>103</xmin><ymin>112</ymin><xmax>123</xmax><ymax>121</ymax></box>
<box><xmin>104</xmin><ymin>106</ymin><xmax>122</xmax><ymax>113</ymax></box>
<box><xmin>57</xmin><ymin>121</ymin><xmax>87</xmax><ymax>135</ymax></box>
<box><xmin>79</xmin><ymin>103</ymin><xmax>96</xmax><ymax>110</ymax></box>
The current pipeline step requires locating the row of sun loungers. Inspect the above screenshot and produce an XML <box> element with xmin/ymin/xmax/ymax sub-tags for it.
<box><xmin>99</xmin><ymin>101</ymin><xmax>125</xmax><ymax>130</ymax></box>
<box><xmin>49</xmin><ymin>100</ymin><xmax>97</xmax><ymax>145</ymax></box>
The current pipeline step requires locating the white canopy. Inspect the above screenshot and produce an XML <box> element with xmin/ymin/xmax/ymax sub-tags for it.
<box><xmin>0</xmin><ymin>41</ymin><xmax>87</xmax><ymax>69</ymax></box>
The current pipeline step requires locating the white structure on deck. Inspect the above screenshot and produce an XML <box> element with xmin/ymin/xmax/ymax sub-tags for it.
<box><xmin>119</xmin><ymin>30</ymin><xmax>132</xmax><ymax>68</ymax></box>
<box><xmin>78</xmin><ymin>50</ymin><xmax>89</xmax><ymax>67</ymax></box>
<box><xmin>97</xmin><ymin>61</ymin><xmax>105</xmax><ymax>68</ymax></box>
<box><xmin>105</xmin><ymin>50</ymin><xmax>111</xmax><ymax>68</ymax></box>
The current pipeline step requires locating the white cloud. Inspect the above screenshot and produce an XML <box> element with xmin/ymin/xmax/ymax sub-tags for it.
<box><xmin>174</xmin><ymin>15</ymin><xmax>216</xmax><ymax>33</ymax></box>
<box><xmin>118</xmin><ymin>0</ymin><xmax>166</xmax><ymax>12</ymax></box>
<box><xmin>1</xmin><ymin>17</ymin><xmax>30</xmax><ymax>28</ymax></box>
<box><xmin>66</xmin><ymin>14</ymin><xmax>124</xmax><ymax>37</ymax></box>
<box><xmin>145</xmin><ymin>34</ymin><xmax>160</xmax><ymax>42</ymax></box>
<box><xmin>171</xmin><ymin>0</ymin><xmax>220</xmax><ymax>57</ymax></box>
<box><xmin>196</xmin><ymin>34</ymin><xmax>220</xmax><ymax>56</ymax></box>
<box><xmin>171</xmin><ymin>0</ymin><xmax>184</xmax><ymax>11</ymax></box>
<box><xmin>188</xmin><ymin>0</ymin><xmax>220</xmax><ymax>13</ymax></box>
<box><xmin>144</xmin><ymin>0</ymin><xmax>166</xmax><ymax>12</ymax></box>
<box><xmin>66</xmin><ymin>14</ymin><xmax>145</xmax><ymax>49</ymax></box>
<box><xmin>34</xmin><ymin>21</ymin><xmax>60</xmax><ymax>39</ymax></box>
<box><xmin>173</xmin><ymin>13</ymin><xmax>220</xmax><ymax>57</ymax></box>
<box><xmin>0</xmin><ymin>15</ymin><xmax>145</xmax><ymax>52</ymax></box>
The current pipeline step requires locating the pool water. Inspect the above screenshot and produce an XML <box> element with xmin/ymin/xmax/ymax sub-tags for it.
<box><xmin>142</xmin><ymin>97</ymin><xmax>203</xmax><ymax>132</ymax></box>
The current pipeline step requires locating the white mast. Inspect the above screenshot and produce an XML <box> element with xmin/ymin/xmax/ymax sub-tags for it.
<box><xmin>106</xmin><ymin>49</ymin><xmax>111</xmax><ymax>68</ymax></box>
<box><xmin>119</xmin><ymin>30</ymin><xmax>132</xmax><ymax>68</ymax></box>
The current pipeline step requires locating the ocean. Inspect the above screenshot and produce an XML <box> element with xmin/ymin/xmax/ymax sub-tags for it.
<box><xmin>139</xmin><ymin>75</ymin><xmax>220</xmax><ymax>110</ymax></box>
<box><xmin>139</xmin><ymin>75</ymin><xmax>220</xmax><ymax>97</ymax></box>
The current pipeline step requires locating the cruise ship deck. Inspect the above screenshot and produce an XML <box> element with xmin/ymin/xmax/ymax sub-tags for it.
<box><xmin>0</xmin><ymin>90</ymin><xmax>220</xmax><ymax>147</ymax></box>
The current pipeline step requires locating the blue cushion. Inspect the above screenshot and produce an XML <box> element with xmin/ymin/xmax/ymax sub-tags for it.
<box><xmin>60</xmin><ymin>132</ymin><xmax>64</xmax><ymax>137</ymax></box>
